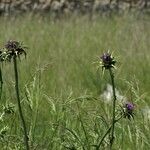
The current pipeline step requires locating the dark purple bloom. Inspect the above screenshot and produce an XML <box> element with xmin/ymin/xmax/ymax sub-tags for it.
<box><xmin>5</xmin><ymin>40</ymin><xmax>20</xmax><ymax>51</ymax></box>
<box><xmin>4</xmin><ymin>40</ymin><xmax>26</xmax><ymax>61</ymax></box>
<box><xmin>100</xmin><ymin>52</ymin><xmax>116</xmax><ymax>70</ymax></box>
<box><xmin>126</xmin><ymin>103</ymin><xmax>134</xmax><ymax>111</ymax></box>
<box><xmin>124</xmin><ymin>102</ymin><xmax>135</xmax><ymax>120</ymax></box>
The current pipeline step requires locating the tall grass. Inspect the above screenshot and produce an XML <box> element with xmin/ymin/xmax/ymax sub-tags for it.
<box><xmin>0</xmin><ymin>14</ymin><xmax>150</xmax><ymax>149</ymax></box>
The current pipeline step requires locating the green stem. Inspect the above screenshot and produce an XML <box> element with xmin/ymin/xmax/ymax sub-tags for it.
<box><xmin>13</xmin><ymin>56</ymin><xmax>29</xmax><ymax>150</ymax></box>
<box><xmin>0</xmin><ymin>66</ymin><xmax>3</xmax><ymax>100</ymax></box>
<box><xmin>109</xmin><ymin>68</ymin><xmax>117</xmax><ymax>149</ymax></box>
<box><xmin>96</xmin><ymin>115</ymin><xmax>122</xmax><ymax>150</ymax></box>
<box><xmin>96</xmin><ymin>126</ymin><xmax>112</xmax><ymax>150</ymax></box>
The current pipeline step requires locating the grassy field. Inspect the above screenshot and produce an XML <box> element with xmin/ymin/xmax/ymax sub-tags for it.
<box><xmin>0</xmin><ymin>14</ymin><xmax>150</xmax><ymax>149</ymax></box>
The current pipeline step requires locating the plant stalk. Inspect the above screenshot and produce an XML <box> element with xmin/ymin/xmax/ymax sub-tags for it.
<box><xmin>96</xmin><ymin>115</ymin><xmax>123</xmax><ymax>150</ymax></box>
<box><xmin>109</xmin><ymin>68</ymin><xmax>117</xmax><ymax>149</ymax></box>
<box><xmin>0</xmin><ymin>66</ymin><xmax>3</xmax><ymax>100</ymax></box>
<box><xmin>13</xmin><ymin>56</ymin><xmax>29</xmax><ymax>150</ymax></box>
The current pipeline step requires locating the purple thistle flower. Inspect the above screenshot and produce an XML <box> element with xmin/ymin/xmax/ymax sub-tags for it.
<box><xmin>126</xmin><ymin>103</ymin><xmax>134</xmax><ymax>111</ymax></box>
<box><xmin>100</xmin><ymin>52</ymin><xmax>116</xmax><ymax>70</ymax></box>
<box><xmin>4</xmin><ymin>40</ymin><xmax>26</xmax><ymax>61</ymax></box>
<box><xmin>5</xmin><ymin>40</ymin><xmax>20</xmax><ymax>51</ymax></box>
<box><xmin>124</xmin><ymin>102</ymin><xmax>135</xmax><ymax>120</ymax></box>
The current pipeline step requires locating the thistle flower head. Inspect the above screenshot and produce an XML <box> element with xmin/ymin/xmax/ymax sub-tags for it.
<box><xmin>0</xmin><ymin>41</ymin><xmax>27</xmax><ymax>62</ymax></box>
<box><xmin>5</xmin><ymin>40</ymin><xmax>20</xmax><ymax>51</ymax></box>
<box><xmin>123</xmin><ymin>102</ymin><xmax>135</xmax><ymax>120</ymax></box>
<box><xmin>126</xmin><ymin>103</ymin><xmax>134</xmax><ymax>111</ymax></box>
<box><xmin>4</xmin><ymin>40</ymin><xmax>26</xmax><ymax>61</ymax></box>
<box><xmin>100</xmin><ymin>52</ymin><xmax>116</xmax><ymax>70</ymax></box>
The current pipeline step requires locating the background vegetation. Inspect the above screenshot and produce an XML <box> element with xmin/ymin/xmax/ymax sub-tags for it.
<box><xmin>0</xmin><ymin>14</ymin><xmax>150</xmax><ymax>149</ymax></box>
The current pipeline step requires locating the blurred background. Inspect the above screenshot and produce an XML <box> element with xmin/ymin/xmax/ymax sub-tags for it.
<box><xmin>0</xmin><ymin>0</ymin><xmax>149</xmax><ymax>17</ymax></box>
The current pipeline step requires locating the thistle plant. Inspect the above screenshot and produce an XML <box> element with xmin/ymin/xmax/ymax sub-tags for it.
<box><xmin>0</xmin><ymin>40</ymin><xmax>29</xmax><ymax>150</ymax></box>
<box><xmin>101</xmin><ymin>52</ymin><xmax>117</xmax><ymax>148</ymax></box>
<box><xmin>96</xmin><ymin>52</ymin><xmax>135</xmax><ymax>149</ymax></box>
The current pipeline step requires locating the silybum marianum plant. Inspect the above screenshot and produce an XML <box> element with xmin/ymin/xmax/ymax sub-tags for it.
<box><xmin>0</xmin><ymin>40</ymin><xmax>29</xmax><ymax>150</ymax></box>
<box><xmin>96</xmin><ymin>52</ymin><xmax>135</xmax><ymax>149</ymax></box>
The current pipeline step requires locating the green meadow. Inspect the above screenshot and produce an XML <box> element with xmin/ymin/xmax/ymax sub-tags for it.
<box><xmin>0</xmin><ymin>14</ymin><xmax>150</xmax><ymax>149</ymax></box>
